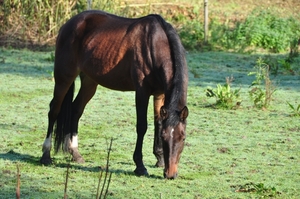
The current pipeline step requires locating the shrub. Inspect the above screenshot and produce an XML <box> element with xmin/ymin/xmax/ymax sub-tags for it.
<box><xmin>178</xmin><ymin>20</ymin><xmax>204</xmax><ymax>50</ymax></box>
<box><xmin>210</xmin><ymin>9</ymin><xmax>300</xmax><ymax>52</ymax></box>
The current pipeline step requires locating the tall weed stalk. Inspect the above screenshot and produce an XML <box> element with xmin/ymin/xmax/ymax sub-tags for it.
<box><xmin>248</xmin><ymin>58</ymin><xmax>276</xmax><ymax>109</ymax></box>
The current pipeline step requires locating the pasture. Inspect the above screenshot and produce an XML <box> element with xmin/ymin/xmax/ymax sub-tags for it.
<box><xmin>0</xmin><ymin>47</ymin><xmax>299</xmax><ymax>198</ymax></box>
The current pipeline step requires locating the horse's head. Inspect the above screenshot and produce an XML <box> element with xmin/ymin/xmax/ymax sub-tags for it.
<box><xmin>160</xmin><ymin>106</ymin><xmax>189</xmax><ymax>179</ymax></box>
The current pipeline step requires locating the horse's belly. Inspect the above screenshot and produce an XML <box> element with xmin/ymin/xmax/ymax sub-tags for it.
<box><xmin>97</xmin><ymin>77</ymin><xmax>135</xmax><ymax>91</ymax></box>
<box><xmin>90</xmin><ymin>72</ymin><xmax>135</xmax><ymax>91</ymax></box>
<box><xmin>81</xmin><ymin>59</ymin><xmax>135</xmax><ymax>91</ymax></box>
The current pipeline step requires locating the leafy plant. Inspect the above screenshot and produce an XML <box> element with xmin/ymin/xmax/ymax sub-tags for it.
<box><xmin>248</xmin><ymin>58</ymin><xmax>276</xmax><ymax>109</ymax></box>
<box><xmin>206</xmin><ymin>76</ymin><xmax>241</xmax><ymax>109</ymax></box>
<box><xmin>287</xmin><ymin>102</ymin><xmax>300</xmax><ymax>117</ymax></box>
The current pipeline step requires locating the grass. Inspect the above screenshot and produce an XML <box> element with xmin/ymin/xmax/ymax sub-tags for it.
<box><xmin>0</xmin><ymin>47</ymin><xmax>300</xmax><ymax>198</ymax></box>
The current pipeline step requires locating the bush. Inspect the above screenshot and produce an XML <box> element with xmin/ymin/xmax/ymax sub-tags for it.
<box><xmin>178</xmin><ymin>20</ymin><xmax>204</xmax><ymax>50</ymax></box>
<box><xmin>210</xmin><ymin>9</ymin><xmax>300</xmax><ymax>52</ymax></box>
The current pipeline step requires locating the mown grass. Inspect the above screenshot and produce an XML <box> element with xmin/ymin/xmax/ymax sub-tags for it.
<box><xmin>0</xmin><ymin>47</ymin><xmax>299</xmax><ymax>198</ymax></box>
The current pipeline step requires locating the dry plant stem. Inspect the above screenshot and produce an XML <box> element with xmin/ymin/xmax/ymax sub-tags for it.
<box><xmin>64</xmin><ymin>159</ymin><xmax>71</xmax><ymax>199</ymax></box>
<box><xmin>16</xmin><ymin>164</ymin><xmax>20</xmax><ymax>199</ymax></box>
<box><xmin>99</xmin><ymin>138</ymin><xmax>113</xmax><ymax>199</ymax></box>
<box><xmin>96</xmin><ymin>171</ymin><xmax>103</xmax><ymax>199</ymax></box>
<box><xmin>264</xmin><ymin>65</ymin><xmax>275</xmax><ymax>108</ymax></box>
<box><xmin>104</xmin><ymin>173</ymin><xmax>113</xmax><ymax>198</ymax></box>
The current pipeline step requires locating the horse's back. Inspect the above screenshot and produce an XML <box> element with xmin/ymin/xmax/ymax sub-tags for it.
<box><xmin>55</xmin><ymin>10</ymin><xmax>173</xmax><ymax>92</ymax></box>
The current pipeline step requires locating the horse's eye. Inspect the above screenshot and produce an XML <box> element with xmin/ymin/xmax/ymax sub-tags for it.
<box><xmin>182</xmin><ymin>132</ymin><xmax>186</xmax><ymax>141</ymax></box>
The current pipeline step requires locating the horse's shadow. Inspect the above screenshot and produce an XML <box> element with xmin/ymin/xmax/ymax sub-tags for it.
<box><xmin>0</xmin><ymin>150</ymin><xmax>163</xmax><ymax>179</ymax></box>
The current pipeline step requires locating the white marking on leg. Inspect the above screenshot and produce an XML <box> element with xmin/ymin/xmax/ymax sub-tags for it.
<box><xmin>71</xmin><ymin>135</ymin><xmax>78</xmax><ymax>148</ymax></box>
<box><xmin>42</xmin><ymin>135</ymin><xmax>52</xmax><ymax>152</ymax></box>
<box><xmin>64</xmin><ymin>133</ymin><xmax>78</xmax><ymax>152</ymax></box>
<box><xmin>170</xmin><ymin>128</ymin><xmax>174</xmax><ymax>138</ymax></box>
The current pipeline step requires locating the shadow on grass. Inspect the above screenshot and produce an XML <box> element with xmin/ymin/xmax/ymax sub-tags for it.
<box><xmin>0</xmin><ymin>150</ymin><xmax>40</xmax><ymax>165</ymax></box>
<box><xmin>0</xmin><ymin>150</ymin><xmax>163</xmax><ymax>179</ymax></box>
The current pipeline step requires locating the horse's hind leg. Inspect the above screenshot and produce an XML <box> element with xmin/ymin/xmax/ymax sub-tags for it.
<box><xmin>153</xmin><ymin>94</ymin><xmax>165</xmax><ymax>167</ymax></box>
<box><xmin>64</xmin><ymin>73</ymin><xmax>98</xmax><ymax>163</ymax></box>
<box><xmin>40</xmin><ymin>81</ymin><xmax>75</xmax><ymax>165</ymax></box>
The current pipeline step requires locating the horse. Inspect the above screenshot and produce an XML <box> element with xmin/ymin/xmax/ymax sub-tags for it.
<box><xmin>40</xmin><ymin>10</ymin><xmax>189</xmax><ymax>179</ymax></box>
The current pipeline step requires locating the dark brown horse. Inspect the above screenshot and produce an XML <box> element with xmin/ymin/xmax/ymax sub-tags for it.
<box><xmin>40</xmin><ymin>10</ymin><xmax>188</xmax><ymax>179</ymax></box>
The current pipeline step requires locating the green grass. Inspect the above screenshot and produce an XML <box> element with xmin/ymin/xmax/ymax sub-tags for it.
<box><xmin>0</xmin><ymin>47</ymin><xmax>299</xmax><ymax>198</ymax></box>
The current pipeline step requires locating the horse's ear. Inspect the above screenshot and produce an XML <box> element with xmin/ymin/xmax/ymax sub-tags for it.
<box><xmin>160</xmin><ymin>106</ymin><xmax>168</xmax><ymax>120</ymax></box>
<box><xmin>180</xmin><ymin>106</ymin><xmax>189</xmax><ymax>121</ymax></box>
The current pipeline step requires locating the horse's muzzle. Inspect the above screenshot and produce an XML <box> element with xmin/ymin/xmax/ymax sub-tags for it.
<box><xmin>164</xmin><ymin>164</ymin><xmax>178</xmax><ymax>179</ymax></box>
<box><xmin>164</xmin><ymin>171</ymin><xmax>178</xmax><ymax>179</ymax></box>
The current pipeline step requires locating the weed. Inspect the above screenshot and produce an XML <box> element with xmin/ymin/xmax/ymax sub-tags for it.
<box><xmin>96</xmin><ymin>138</ymin><xmax>114</xmax><ymax>199</ymax></box>
<box><xmin>248</xmin><ymin>58</ymin><xmax>276</xmax><ymax>109</ymax></box>
<box><xmin>235</xmin><ymin>182</ymin><xmax>281</xmax><ymax>198</ymax></box>
<box><xmin>287</xmin><ymin>102</ymin><xmax>300</xmax><ymax>117</ymax></box>
<box><xmin>63</xmin><ymin>139</ymin><xmax>114</xmax><ymax>199</ymax></box>
<box><xmin>206</xmin><ymin>76</ymin><xmax>241</xmax><ymax>109</ymax></box>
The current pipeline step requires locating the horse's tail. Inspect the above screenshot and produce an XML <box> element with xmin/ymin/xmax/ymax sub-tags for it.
<box><xmin>54</xmin><ymin>82</ymin><xmax>75</xmax><ymax>153</ymax></box>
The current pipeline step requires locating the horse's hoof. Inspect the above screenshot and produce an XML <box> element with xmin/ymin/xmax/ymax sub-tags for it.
<box><xmin>73</xmin><ymin>156</ymin><xmax>85</xmax><ymax>164</ymax></box>
<box><xmin>134</xmin><ymin>167</ymin><xmax>149</xmax><ymax>176</ymax></box>
<box><xmin>70</xmin><ymin>148</ymin><xmax>85</xmax><ymax>163</ymax></box>
<box><xmin>40</xmin><ymin>152</ymin><xmax>52</xmax><ymax>165</ymax></box>
<box><xmin>155</xmin><ymin>160</ymin><xmax>165</xmax><ymax>167</ymax></box>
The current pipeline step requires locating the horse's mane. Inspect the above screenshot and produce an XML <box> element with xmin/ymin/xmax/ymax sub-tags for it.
<box><xmin>150</xmin><ymin>15</ymin><xmax>188</xmax><ymax>125</ymax></box>
<box><xmin>152</xmin><ymin>15</ymin><xmax>188</xmax><ymax>110</ymax></box>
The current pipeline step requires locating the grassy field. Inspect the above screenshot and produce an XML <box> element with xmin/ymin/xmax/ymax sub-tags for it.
<box><xmin>0</xmin><ymin>47</ymin><xmax>299</xmax><ymax>198</ymax></box>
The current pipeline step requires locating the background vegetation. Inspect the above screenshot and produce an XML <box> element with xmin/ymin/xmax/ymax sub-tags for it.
<box><xmin>1</xmin><ymin>0</ymin><xmax>300</xmax><ymax>52</ymax></box>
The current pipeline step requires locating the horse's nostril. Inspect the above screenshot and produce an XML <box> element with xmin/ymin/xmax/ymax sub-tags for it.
<box><xmin>164</xmin><ymin>172</ymin><xmax>178</xmax><ymax>179</ymax></box>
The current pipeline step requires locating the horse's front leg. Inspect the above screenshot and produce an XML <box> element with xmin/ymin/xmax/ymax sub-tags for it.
<box><xmin>153</xmin><ymin>94</ymin><xmax>165</xmax><ymax>167</ymax></box>
<box><xmin>133</xmin><ymin>91</ymin><xmax>150</xmax><ymax>176</ymax></box>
